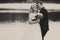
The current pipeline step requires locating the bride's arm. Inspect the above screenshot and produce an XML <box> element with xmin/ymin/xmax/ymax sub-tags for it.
<box><xmin>28</xmin><ymin>13</ymin><xmax>38</xmax><ymax>24</ymax></box>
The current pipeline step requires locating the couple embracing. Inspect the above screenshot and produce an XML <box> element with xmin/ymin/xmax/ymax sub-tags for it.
<box><xmin>23</xmin><ymin>2</ymin><xmax>49</xmax><ymax>40</ymax></box>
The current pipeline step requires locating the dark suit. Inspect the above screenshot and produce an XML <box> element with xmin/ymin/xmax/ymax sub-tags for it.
<box><xmin>39</xmin><ymin>7</ymin><xmax>49</xmax><ymax>40</ymax></box>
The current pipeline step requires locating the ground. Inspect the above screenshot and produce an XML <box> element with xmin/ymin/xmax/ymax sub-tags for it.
<box><xmin>0</xmin><ymin>20</ymin><xmax>60</xmax><ymax>40</ymax></box>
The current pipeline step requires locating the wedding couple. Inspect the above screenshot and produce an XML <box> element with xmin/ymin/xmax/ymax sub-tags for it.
<box><xmin>23</xmin><ymin>2</ymin><xmax>49</xmax><ymax>40</ymax></box>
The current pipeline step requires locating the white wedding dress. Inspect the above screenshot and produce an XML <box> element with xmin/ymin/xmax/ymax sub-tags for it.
<box><xmin>22</xmin><ymin>9</ymin><xmax>42</xmax><ymax>40</ymax></box>
<box><xmin>22</xmin><ymin>13</ymin><xmax>42</xmax><ymax>40</ymax></box>
<box><xmin>22</xmin><ymin>22</ymin><xmax>42</xmax><ymax>40</ymax></box>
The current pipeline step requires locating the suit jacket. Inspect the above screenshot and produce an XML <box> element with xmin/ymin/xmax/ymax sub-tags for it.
<box><xmin>39</xmin><ymin>7</ymin><xmax>49</xmax><ymax>39</ymax></box>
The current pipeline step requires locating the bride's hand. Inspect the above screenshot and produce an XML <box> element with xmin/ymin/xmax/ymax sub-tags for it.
<box><xmin>37</xmin><ymin>13</ymin><xmax>43</xmax><ymax>19</ymax></box>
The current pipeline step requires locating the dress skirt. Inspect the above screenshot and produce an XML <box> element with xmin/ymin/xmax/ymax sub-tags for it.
<box><xmin>22</xmin><ymin>22</ymin><xmax>42</xmax><ymax>40</ymax></box>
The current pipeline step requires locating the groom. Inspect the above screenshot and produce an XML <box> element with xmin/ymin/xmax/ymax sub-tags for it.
<box><xmin>36</xmin><ymin>2</ymin><xmax>49</xmax><ymax>40</ymax></box>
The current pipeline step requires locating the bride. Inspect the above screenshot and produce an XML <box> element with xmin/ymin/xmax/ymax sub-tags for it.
<box><xmin>22</xmin><ymin>3</ymin><xmax>43</xmax><ymax>40</ymax></box>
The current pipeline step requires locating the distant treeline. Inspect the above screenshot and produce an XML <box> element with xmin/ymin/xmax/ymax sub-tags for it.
<box><xmin>0</xmin><ymin>0</ymin><xmax>60</xmax><ymax>3</ymax></box>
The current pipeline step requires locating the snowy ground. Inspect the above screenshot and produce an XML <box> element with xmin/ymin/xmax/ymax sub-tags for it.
<box><xmin>0</xmin><ymin>20</ymin><xmax>60</xmax><ymax>40</ymax></box>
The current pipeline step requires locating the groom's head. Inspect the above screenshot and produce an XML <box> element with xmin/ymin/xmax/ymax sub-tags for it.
<box><xmin>36</xmin><ymin>1</ymin><xmax>42</xmax><ymax>5</ymax></box>
<box><xmin>36</xmin><ymin>1</ymin><xmax>43</xmax><ymax>9</ymax></box>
